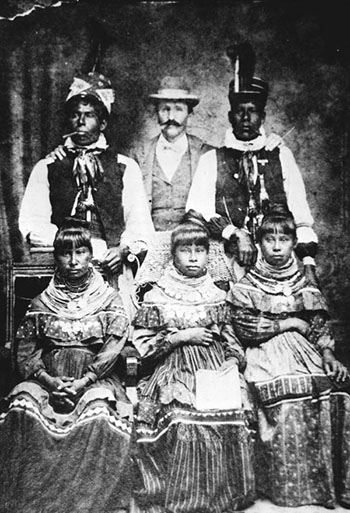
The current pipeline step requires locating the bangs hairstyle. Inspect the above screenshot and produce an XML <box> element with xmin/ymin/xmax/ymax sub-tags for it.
<box><xmin>53</xmin><ymin>218</ymin><xmax>93</xmax><ymax>258</ymax></box>
<box><xmin>257</xmin><ymin>206</ymin><xmax>297</xmax><ymax>242</ymax></box>
<box><xmin>171</xmin><ymin>223</ymin><xmax>209</xmax><ymax>257</ymax></box>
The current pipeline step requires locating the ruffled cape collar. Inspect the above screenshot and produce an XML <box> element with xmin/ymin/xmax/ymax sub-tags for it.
<box><xmin>248</xmin><ymin>254</ymin><xmax>304</xmax><ymax>296</ymax></box>
<box><xmin>229</xmin><ymin>255</ymin><xmax>329</xmax><ymax>314</ymax></box>
<box><xmin>155</xmin><ymin>264</ymin><xmax>225</xmax><ymax>304</ymax></box>
<box><xmin>134</xmin><ymin>265</ymin><xmax>229</xmax><ymax>329</ymax></box>
<box><xmin>33</xmin><ymin>266</ymin><xmax>117</xmax><ymax>319</ymax></box>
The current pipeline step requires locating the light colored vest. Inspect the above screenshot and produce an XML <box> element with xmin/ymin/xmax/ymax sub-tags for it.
<box><xmin>151</xmin><ymin>150</ymin><xmax>192</xmax><ymax>231</ymax></box>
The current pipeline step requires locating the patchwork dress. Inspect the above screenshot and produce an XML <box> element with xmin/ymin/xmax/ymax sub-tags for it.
<box><xmin>0</xmin><ymin>267</ymin><xmax>133</xmax><ymax>513</ymax></box>
<box><xmin>132</xmin><ymin>265</ymin><xmax>255</xmax><ymax>513</ymax></box>
<box><xmin>228</xmin><ymin>255</ymin><xmax>350</xmax><ymax>508</ymax></box>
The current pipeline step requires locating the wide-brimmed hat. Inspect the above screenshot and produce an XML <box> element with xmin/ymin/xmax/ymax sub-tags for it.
<box><xmin>65</xmin><ymin>71</ymin><xmax>115</xmax><ymax>115</ymax></box>
<box><xmin>149</xmin><ymin>76</ymin><xmax>200</xmax><ymax>107</ymax></box>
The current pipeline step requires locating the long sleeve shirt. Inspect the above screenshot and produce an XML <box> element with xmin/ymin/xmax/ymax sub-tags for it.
<box><xmin>19</xmin><ymin>135</ymin><xmax>155</xmax><ymax>260</ymax></box>
<box><xmin>133</xmin><ymin>322</ymin><xmax>246</xmax><ymax>371</ymax></box>
<box><xmin>186</xmin><ymin>128</ymin><xmax>318</xmax><ymax>262</ymax></box>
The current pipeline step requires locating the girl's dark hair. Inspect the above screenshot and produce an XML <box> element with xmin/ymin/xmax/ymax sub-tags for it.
<box><xmin>170</xmin><ymin>222</ymin><xmax>210</xmax><ymax>257</ymax></box>
<box><xmin>65</xmin><ymin>95</ymin><xmax>108</xmax><ymax>123</ymax></box>
<box><xmin>257</xmin><ymin>203</ymin><xmax>297</xmax><ymax>242</ymax></box>
<box><xmin>53</xmin><ymin>217</ymin><xmax>93</xmax><ymax>258</ymax></box>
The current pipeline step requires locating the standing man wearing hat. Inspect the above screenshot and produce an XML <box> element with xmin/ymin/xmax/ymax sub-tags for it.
<box><xmin>186</xmin><ymin>43</ymin><xmax>318</xmax><ymax>284</ymax></box>
<box><xmin>19</xmin><ymin>71</ymin><xmax>154</xmax><ymax>275</ymax></box>
<box><xmin>131</xmin><ymin>75</ymin><xmax>214</xmax><ymax>232</ymax></box>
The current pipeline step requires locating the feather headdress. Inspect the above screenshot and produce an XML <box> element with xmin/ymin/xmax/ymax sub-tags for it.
<box><xmin>66</xmin><ymin>72</ymin><xmax>115</xmax><ymax>115</ymax></box>
<box><xmin>226</xmin><ymin>41</ymin><xmax>268</xmax><ymax>106</ymax></box>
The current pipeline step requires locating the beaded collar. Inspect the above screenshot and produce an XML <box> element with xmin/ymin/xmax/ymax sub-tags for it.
<box><xmin>247</xmin><ymin>255</ymin><xmax>305</xmax><ymax>297</ymax></box>
<box><xmin>38</xmin><ymin>266</ymin><xmax>116</xmax><ymax>319</ymax></box>
<box><xmin>156</xmin><ymin>265</ymin><xmax>225</xmax><ymax>305</ymax></box>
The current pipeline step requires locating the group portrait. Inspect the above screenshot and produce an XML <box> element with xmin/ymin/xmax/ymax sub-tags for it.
<box><xmin>0</xmin><ymin>1</ymin><xmax>350</xmax><ymax>512</ymax></box>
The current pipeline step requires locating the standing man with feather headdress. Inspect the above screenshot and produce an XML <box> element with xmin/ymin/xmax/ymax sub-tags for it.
<box><xmin>186</xmin><ymin>42</ymin><xmax>318</xmax><ymax>284</ymax></box>
<box><xmin>19</xmin><ymin>71</ymin><xmax>154</xmax><ymax>277</ymax></box>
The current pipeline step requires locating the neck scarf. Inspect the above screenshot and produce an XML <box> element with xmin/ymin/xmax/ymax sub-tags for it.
<box><xmin>224</xmin><ymin>126</ymin><xmax>267</xmax><ymax>152</ymax></box>
<box><xmin>224</xmin><ymin>127</ymin><xmax>271</xmax><ymax>239</ymax></box>
<box><xmin>64</xmin><ymin>134</ymin><xmax>108</xmax><ymax>219</ymax></box>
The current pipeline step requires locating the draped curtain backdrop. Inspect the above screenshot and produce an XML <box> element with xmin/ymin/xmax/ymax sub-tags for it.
<box><xmin>0</xmin><ymin>0</ymin><xmax>106</xmax><ymax>262</ymax></box>
<box><xmin>1</xmin><ymin>0</ymin><xmax>350</xmax><ymax>348</ymax></box>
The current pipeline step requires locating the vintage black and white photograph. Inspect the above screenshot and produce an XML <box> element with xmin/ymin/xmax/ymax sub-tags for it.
<box><xmin>0</xmin><ymin>1</ymin><xmax>350</xmax><ymax>512</ymax></box>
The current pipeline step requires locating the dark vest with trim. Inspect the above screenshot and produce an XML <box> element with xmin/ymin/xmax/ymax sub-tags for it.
<box><xmin>48</xmin><ymin>148</ymin><xmax>125</xmax><ymax>246</ymax></box>
<box><xmin>215</xmin><ymin>146</ymin><xmax>287</xmax><ymax>228</ymax></box>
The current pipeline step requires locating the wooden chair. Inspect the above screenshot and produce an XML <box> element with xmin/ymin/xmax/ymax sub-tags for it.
<box><xmin>4</xmin><ymin>249</ymin><xmax>55</xmax><ymax>352</ymax></box>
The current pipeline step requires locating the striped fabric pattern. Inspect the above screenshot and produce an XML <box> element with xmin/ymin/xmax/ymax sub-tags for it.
<box><xmin>135</xmin><ymin>407</ymin><xmax>255</xmax><ymax>513</ymax></box>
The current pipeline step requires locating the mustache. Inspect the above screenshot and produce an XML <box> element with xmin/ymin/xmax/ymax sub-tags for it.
<box><xmin>161</xmin><ymin>120</ymin><xmax>182</xmax><ymax>128</ymax></box>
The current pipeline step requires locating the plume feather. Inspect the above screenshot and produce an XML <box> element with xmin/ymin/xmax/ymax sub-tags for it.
<box><xmin>226</xmin><ymin>42</ymin><xmax>256</xmax><ymax>91</ymax></box>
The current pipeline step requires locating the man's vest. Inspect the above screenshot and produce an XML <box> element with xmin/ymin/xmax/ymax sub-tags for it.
<box><xmin>48</xmin><ymin>148</ymin><xmax>125</xmax><ymax>246</ymax></box>
<box><xmin>151</xmin><ymin>150</ymin><xmax>192</xmax><ymax>231</ymax></box>
<box><xmin>215</xmin><ymin>146</ymin><xmax>287</xmax><ymax>229</ymax></box>
<box><xmin>131</xmin><ymin>134</ymin><xmax>214</xmax><ymax>225</ymax></box>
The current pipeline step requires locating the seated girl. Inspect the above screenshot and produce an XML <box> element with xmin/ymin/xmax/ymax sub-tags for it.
<box><xmin>0</xmin><ymin>218</ymin><xmax>133</xmax><ymax>513</ymax></box>
<box><xmin>132</xmin><ymin>221</ymin><xmax>255</xmax><ymax>513</ymax></box>
<box><xmin>227</xmin><ymin>204</ymin><xmax>350</xmax><ymax>509</ymax></box>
